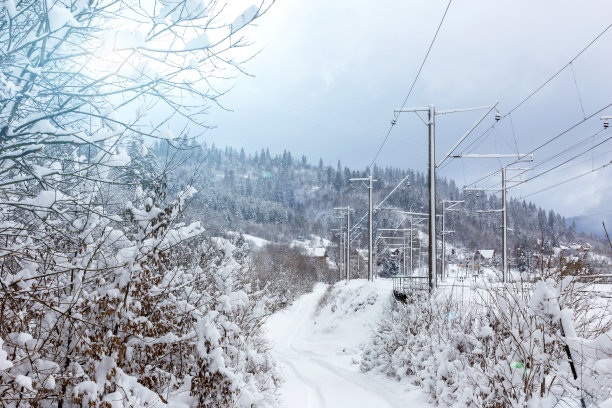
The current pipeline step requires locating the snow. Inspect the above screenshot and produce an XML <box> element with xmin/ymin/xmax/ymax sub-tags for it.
<box><xmin>30</xmin><ymin>119</ymin><xmax>57</xmax><ymax>134</ymax></box>
<box><xmin>265</xmin><ymin>279</ymin><xmax>431</xmax><ymax>408</ymax></box>
<box><xmin>244</xmin><ymin>234</ymin><xmax>270</xmax><ymax>248</ymax></box>
<box><xmin>2</xmin><ymin>0</ymin><xmax>17</xmax><ymax>18</ymax></box>
<box><xmin>15</xmin><ymin>375</ymin><xmax>33</xmax><ymax>391</ymax></box>
<box><xmin>311</xmin><ymin>247</ymin><xmax>326</xmax><ymax>257</ymax></box>
<box><xmin>114</xmin><ymin>30</ymin><xmax>145</xmax><ymax>49</ymax></box>
<box><xmin>290</xmin><ymin>234</ymin><xmax>330</xmax><ymax>257</ymax></box>
<box><xmin>184</xmin><ymin>33</ymin><xmax>210</xmax><ymax>50</ymax></box>
<box><xmin>105</xmin><ymin>148</ymin><xmax>131</xmax><ymax>167</ymax></box>
<box><xmin>74</xmin><ymin>380</ymin><xmax>97</xmax><ymax>400</ymax></box>
<box><xmin>158</xmin><ymin>0</ymin><xmax>208</xmax><ymax>23</ymax></box>
<box><xmin>231</xmin><ymin>5</ymin><xmax>258</xmax><ymax>34</ymax></box>
<box><xmin>22</xmin><ymin>190</ymin><xmax>59</xmax><ymax>208</ymax></box>
<box><xmin>477</xmin><ymin>249</ymin><xmax>494</xmax><ymax>259</ymax></box>
<box><xmin>158</xmin><ymin>128</ymin><xmax>176</xmax><ymax>140</ymax></box>
<box><xmin>0</xmin><ymin>337</ymin><xmax>12</xmax><ymax>370</ymax></box>
<box><xmin>601</xmin><ymin>398</ymin><xmax>612</xmax><ymax>408</ymax></box>
<box><xmin>47</xmin><ymin>1</ymin><xmax>78</xmax><ymax>32</ymax></box>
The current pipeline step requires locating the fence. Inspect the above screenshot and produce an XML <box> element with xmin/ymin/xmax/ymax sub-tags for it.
<box><xmin>392</xmin><ymin>275</ymin><xmax>429</xmax><ymax>299</ymax></box>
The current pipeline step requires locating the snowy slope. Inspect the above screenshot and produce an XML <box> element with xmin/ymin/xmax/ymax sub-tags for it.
<box><xmin>264</xmin><ymin>279</ymin><xmax>431</xmax><ymax>408</ymax></box>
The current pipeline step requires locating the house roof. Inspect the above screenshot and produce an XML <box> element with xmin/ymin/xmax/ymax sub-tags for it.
<box><xmin>477</xmin><ymin>249</ymin><xmax>494</xmax><ymax>259</ymax></box>
<box><xmin>312</xmin><ymin>248</ymin><xmax>326</xmax><ymax>257</ymax></box>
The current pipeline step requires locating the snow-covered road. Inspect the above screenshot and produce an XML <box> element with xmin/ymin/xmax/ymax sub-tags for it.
<box><xmin>265</xmin><ymin>280</ymin><xmax>431</xmax><ymax>408</ymax></box>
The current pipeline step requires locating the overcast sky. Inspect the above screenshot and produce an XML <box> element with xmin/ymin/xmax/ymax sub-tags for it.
<box><xmin>205</xmin><ymin>0</ymin><xmax>612</xmax><ymax>226</ymax></box>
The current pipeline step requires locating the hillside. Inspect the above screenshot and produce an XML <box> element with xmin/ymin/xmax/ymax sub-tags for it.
<box><xmin>151</xmin><ymin>141</ymin><xmax>608</xmax><ymax>258</ymax></box>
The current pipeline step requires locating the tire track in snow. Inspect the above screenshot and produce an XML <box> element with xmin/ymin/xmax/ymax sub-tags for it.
<box><xmin>266</xmin><ymin>283</ymin><xmax>414</xmax><ymax>408</ymax></box>
<box><xmin>273</xmin><ymin>289</ymin><xmax>327</xmax><ymax>407</ymax></box>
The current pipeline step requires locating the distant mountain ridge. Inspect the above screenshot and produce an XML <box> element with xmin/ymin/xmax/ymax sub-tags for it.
<box><xmin>567</xmin><ymin>214</ymin><xmax>612</xmax><ymax>239</ymax></box>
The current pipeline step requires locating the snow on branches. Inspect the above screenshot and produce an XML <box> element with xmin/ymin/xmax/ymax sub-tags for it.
<box><xmin>1</xmin><ymin>1</ymin><xmax>277</xmax><ymax>406</ymax></box>
<box><xmin>361</xmin><ymin>273</ymin><xmax>612</xmax><ymax>407</ymax></box>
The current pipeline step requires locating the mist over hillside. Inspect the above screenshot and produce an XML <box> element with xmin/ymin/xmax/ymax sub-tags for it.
<box><xmin>567</xmin><ymin>214</ymin><xmax>612</xmax><ymax>239</ymax></box>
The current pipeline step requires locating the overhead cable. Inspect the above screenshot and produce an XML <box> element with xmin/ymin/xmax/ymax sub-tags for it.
<box><xmin>520</xmin><ymin>160</ymin><xmax>612</xmax><ymax>199</ymax></box>
<box><xmin>367</xmin><ymin>0</ymin><xmax>453</xmax><ymax>171</ymax></box>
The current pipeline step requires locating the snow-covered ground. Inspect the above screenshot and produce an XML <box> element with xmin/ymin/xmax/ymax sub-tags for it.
<box><xmin>265</xmin><ymin>279</ymin><xmax>431</xmax><ymax>408</ymax></box>
<box><xmin>290</xmin><ymin>234</ymin><xmax>331</xmax><ymax>257</ymax></box>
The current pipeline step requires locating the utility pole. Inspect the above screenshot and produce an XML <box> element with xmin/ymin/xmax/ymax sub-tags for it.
<box><xmin>377</xmin><ymin>208</ymin><xmax>436</xmax><ymax>278</ymax></box>
<box><xmin>409</xmin><ymin>219</ymin><xmax>413</xmax><ymax>275</ymax></box>
<box><xmin>408</xmin><ymin>216</ymin><xmax>427</xmax><ymax>275</ymax></box>
<box><xmin>335</xmin><ymin>213</ymin><xmax>345</xmax><ymax>281</ymax></box>
<box><xmin>346</xmin><ymin>207</ymin><xmax>350</xmax><ymax>281</ymax></box>
<box><xmin>394</xmin><ymin>102</ymin><xmax>498</xmax><ymax>292</ymax></box>
<box><xmin>603</xmin><ymin>222</ymin><xmax>612</xmax><ymax>252</ymax></box>
<box><xmin>334</xmin><ymin>207</ymin><xmax>351</xmax><ymax>281</ymax></box>
<box><xmin>427</xmin><ymin>105</ymin><xmax>436</xmax><ymax>291</ymax></box>
<box><xmin>331</xmin><ymin>227</ymin><xmax>342</xmax><ymax>281</ymax></box>
<box><xmin>403</xmin><ymin>232</ymin><xmax>406</xmax><ymax>275</ymax></box>
<box><xmin>350</xmin><ymin>177</ymin><xmax>377</xmax><ymax>281</ymax></box>
<box><xmin>441</xmin><ymin>200</ymin><xmax>463</xmax><ymax>281</ymax></box>
<box><xmin>377</xmin><ymin>228</ymin><xmax>409</xmax><ymax>276</ymax></box>
<box><xmin>501</xmin><ymin>168</ymin><xmax>507</xmax><ymax>284</ymax></box>
<box><xmin>462</xmin><ymin>157</ymin><xmax>533</xmax><ymax>283</ymax></box>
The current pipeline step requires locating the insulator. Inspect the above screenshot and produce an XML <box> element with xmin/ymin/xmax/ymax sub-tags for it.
<box><xmin>495</xmin><ymin>114</ymin><xmax>501</xmax><ymax>121</ymax></box>
<box><xmin>605</xmin><ymin>120</ymin><xmax>609</xmax><ymax>129</ymax></box>
<box><xmin>391</xmin><ymin>119</ymin><xmax>397</xmax><ymax>126</ymax></box>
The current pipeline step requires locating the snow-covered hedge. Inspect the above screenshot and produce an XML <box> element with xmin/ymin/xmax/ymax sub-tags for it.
<box><xmin>1</xmin><ymin>0</ymin><xmax>277</xmax><ymax>405</ymax></box>
<box><xmin>361</xmin><ymin>277</ymin><xmax>612</xmax><ymax>407</ymax></box>
<box><xmin>0</xmin><ymin>185</ymin><xmax>280</xmax><ymax>407</ymax></box>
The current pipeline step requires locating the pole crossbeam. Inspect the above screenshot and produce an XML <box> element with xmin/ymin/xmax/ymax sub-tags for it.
<box><xmin>452</xmin><ymin>153</ymin><xmax>533</xmax><ymax>160</ymax></box>
<box><xmin>465</xmin><ymin>187</ymin><xmax>503</xmax><ymax>192</ymax></box>
<box><xmin>437</xmin><ymin>103</ymin><xmax>499</xmax><ymax>168</ymax></box>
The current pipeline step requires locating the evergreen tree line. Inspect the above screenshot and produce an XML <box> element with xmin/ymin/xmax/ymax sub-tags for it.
<box><xmin>151</xmin><ymin>141</ymin><xmax>600</xmax><ymax>253</ymax></box>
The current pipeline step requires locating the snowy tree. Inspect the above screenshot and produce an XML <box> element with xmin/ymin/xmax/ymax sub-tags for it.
<box><xmin>0</xmin><ymin>0</ymin><xmax>276</xmax><ymax>406</ymax></box>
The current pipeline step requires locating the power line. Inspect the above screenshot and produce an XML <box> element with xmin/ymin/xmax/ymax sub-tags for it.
<box><xmin>561</xmin><ymin>145</ymin><xmax>612</xmax><ymax>172</ymax></box>
<box><xmin>368</xmin><ymin>0</ymin><xmax>453</xmax><ymax>171</ymax></box>
<box><xmin>525</xmin><ymin>128</ymin><xmax>608</xmax><ymax>171</ymax></box>
<box><xmin>480</xmin><ymin>128</ymin><xmax>608</xmax><ymax>191</ymax></box>
<box><xmin>442</xmin><ymin>23</ymin><xmax>612</xmax><ymax>175</ymax></box>
<box><xmin>503</xmin><ymin>23</ymin><xmax>612</xmax><ymax>119</ymax></box>
<box><xmin>395</xmin><ymin>0</ymin><xmax>453</xmax><ymax>118</ymax></box>
<box><xmin>508</xmin><ymin>130</ymin><xmax>612</xmax><ymax>189</ymax></box>
<box><xmin>463</xmin><ymin>102</ymin><xmax>612</xmax><ymax>188</ymax></box>
<box><xmin>511</xmin><ymin>103</ymin><xmax>612</xmax><ymax>163</ymax></box>
<box><xmin>520</xmin><ymin>160</ymin><xmax>612</xmax><ymax>199</ymax></box>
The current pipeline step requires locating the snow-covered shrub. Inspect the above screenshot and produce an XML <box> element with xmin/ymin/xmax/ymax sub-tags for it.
<box><xmin>0</xmin><ymin>181</ymin><xmax>280</xmax><ymax>407</ymax></box>
<box><xmin>470</xmin><ymin>277</ymin><xmax>612</xmax><ymax>407</ymax></box>
<box><xmin>360</xmin><ymin>291</ymin><xmax>483</xmax><ymax>407</ymax></box>
<box><xmin>1</xmin><ymin>0</ymin><xmax>276</xmax><ymax>405</ymax></box>
<box><xmin>361</xmin><ymin>275</ymin><xmax>612</xmax><ymax>407</ymax></box>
